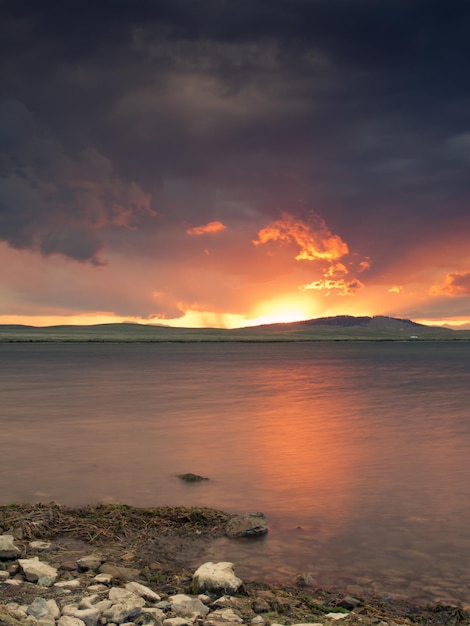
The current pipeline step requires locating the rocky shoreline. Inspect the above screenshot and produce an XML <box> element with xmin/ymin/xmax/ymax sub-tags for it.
<box><xmin>0</xmin><ymin>504</ymin><xmax>468</xmax><ymax>626</ymax></box>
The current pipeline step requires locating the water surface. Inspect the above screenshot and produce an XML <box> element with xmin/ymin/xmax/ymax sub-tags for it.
<box><xmin>1</xmin><ymin>341</ymin><xmax>470</xmax><ymax>604</ymax></box>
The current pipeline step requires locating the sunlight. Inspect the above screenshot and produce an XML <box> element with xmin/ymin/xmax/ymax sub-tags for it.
<box><xmin>243</xmin><ymin>295</ymin><xmax>317</xmax><ymax>327</ymax></box>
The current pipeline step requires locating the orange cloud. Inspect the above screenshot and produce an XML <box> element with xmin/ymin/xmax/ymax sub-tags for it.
<box><xmin>300</xmin><ymin>278</ymin><xmax>364</xmax><ymax>296</ymax></box>
<box><xmin>430</xmin><ymin>271</ymin><xmax>470</xmax><ymax>296</ymax></box>
<box><xmin>253</xmin><ymin>212</ymin><xmax>348</xmax><ymax>261</ymax></box>
<box><xmin>186</xmin><ymin>221</ymin><xmax>226</xmax><ymax>235</ymax></box>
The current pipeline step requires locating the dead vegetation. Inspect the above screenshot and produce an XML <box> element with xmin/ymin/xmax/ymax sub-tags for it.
<box><xmin>0</xmin><ymin>502</ymin><xmax>232</xmax><ymax>545</ymax></box>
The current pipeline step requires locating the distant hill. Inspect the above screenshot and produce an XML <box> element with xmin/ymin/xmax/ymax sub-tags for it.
<box><xmin>297</xmin><ymin>315</ymin><xmax>427</xmax><ymax>330</ymax></box>
<box><xmin>0</xmin><ymin>315</ymin><xmax>464</xmax><ymax>342</ymax></box>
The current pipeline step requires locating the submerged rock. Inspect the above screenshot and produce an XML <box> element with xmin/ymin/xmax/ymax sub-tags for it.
<box><xmin>177</xmin><ymin>473</ymin><xmax>209</xmax><ymax>482</ymax></box>
<box><xmin>225</xmin><ymin>513</ymin><xmax>268</xmax><ymax>538</ymax></box>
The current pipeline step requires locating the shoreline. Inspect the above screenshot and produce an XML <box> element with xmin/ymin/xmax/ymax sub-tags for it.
<box><xmin>1</xmin><ymin>504</ymin><xmax>468</xmax><ymax>626</ymax></box>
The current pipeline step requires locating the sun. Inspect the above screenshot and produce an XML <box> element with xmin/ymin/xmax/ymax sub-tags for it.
<box><xmin>244</xmin><ymin>295</ymin><xmax>317</xmax><ymax>327</ymax></box>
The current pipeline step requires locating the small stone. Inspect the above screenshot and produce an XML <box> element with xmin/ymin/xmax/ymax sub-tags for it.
<box><xmin>55</xmin><ymin>580</ymin><xmax>82</xmax><ymax>589</ymax></box>
<box><xmin>325</xmin><ymin>613</ymin><xmax>349</xmax><ymax>620</ymax></box>
<box><xmin>251</xmin><ymin>617</ymin><xmax>266</xmax><ymax>625</ymax></box>
<box><xmin>125</xmin><ymin>581</ymin><xmax>161</xmax><ymax>602</ymax></box>
<box><xmin>70</xmin><ymin>608</ymin><xmax>100</xmax><ymax>626</ymax></box>
<box><xmin>93</xmin><ymin>573</ymin><xmax>113</xmax><ymax>584</ymax></box>
<box><xmin>27</xmin><ymin>598</ymin><xmax>50</xmax><ymax>619</ymax></box>
<box><xmin>163</xmin><ymin>619</ymin><xmax>191</xmax><ymax>626</ymax></box>
<box><xmin>0</xmin><ymin>534</ymin><xmax>21</xmax><ymax>559</ymax></box>
<box><xmin>29</xmin><ymin>541</ymin><xmax>53</xmax><ymax>552</ymax></box>
<box><xmin>77</xmin><ymin>555</ymin><xmax>103</xmax><ymax>572</ymax></box>
<box><xmin>0</xmin><ymin>570</ymin><xmax>10</xmax><ymax>580</ymax></box>
<box><xmin>294</xmin><ymin>572</ymin><xmax>315</xmax><ymax>587</ymax></box>
<box><xmin>47</xmin><ymin>600</ymin><xmax>60</xmax><ymax>620</ymax></box>
<box><xmin>58</xmin><ymin>618</ymin><xmax>87</xmax><ymax>626</ymax></box>
<box><xmin>206</xmin><ymin>608</ymin><xmax>244</xmax><ymax>623</ymax></box>
<box><xmin>99</xmin><ymin>563</ymin><xmax>141</xmax><ymax>581</ymax></box>
<box><xmin>3</xmin><ymin>578</ymin><xmax>22</xmax><ymax>585</ymax></box>
<box><xmin>337</xmin><ymin>596</ymin><xmax>362</xmax><ymax>610</ymax></box>
<box><xmin>252</xmin><ymin>598</ymin><xmax>270</xmax><ymax>613</ymax></box>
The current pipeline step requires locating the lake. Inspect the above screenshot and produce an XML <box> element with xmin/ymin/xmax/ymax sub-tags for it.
<box><xmin>1</xmin><ymin>341</ymin><xmax>470</xmax><ymax>604</ymax></box>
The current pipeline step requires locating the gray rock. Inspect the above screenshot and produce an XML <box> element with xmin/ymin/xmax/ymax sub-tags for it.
<box><xmin>193</xmin><ymin>562</ymin><xmax>242</xmax><ymax>594</ymax></box>
<box><xmin>102</xmin><ymin>597</ymin><xmax>145</xmax><ymax>624</ymax></box>
<box><xmin>27</xmin><ymin>598</ymin><xmax>50</xmax><ymax>619</ymax></box>
<box><xmin>0</xmin><ymin>534</ymin><xmax>20</xmax><ymax>559</ymax></box>
<box><xmin>18</xmin><ymin>557</ymin><xmax>58</xmax><ymax>586</ymax></box>
<box><xmin>168</xmin><ymin>593</ymin><xmax>210</xmax><ymax>618</ymax></box>
<box><xmin>225</xmin><ymin>513</ymin><xmax>268</xmax><ymax>538</ymax></box>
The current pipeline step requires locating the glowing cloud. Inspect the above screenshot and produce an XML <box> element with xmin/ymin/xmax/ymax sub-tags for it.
<box><xmin>300</xmin><ymin>278</ymin><xmax>364</xmax><ymax>296</ymax></box>
<box><xmin>253</xmin><ymin>212</ymin><xmax>349</xmax><ymax>261</ymax></box>
<box><xmin>430</xmin><ymin>271</ymin><xmax>470</xmax><ymax>297</ymax></box>
<box><xmin>186</xmin><ymin>221</ymin><xmax>227</xmax><ymax>235</ymax></box>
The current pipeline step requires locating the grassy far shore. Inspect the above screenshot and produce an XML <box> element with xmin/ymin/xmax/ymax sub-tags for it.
<box><xmin>0</xmin><ymin>320</ymin><xmax>469</xmax><ymax>342</ymax></box>
<box><xmin>1</xmin><ymin>503</ymin><xmax>468</xmax><ymax>625</ymax></box>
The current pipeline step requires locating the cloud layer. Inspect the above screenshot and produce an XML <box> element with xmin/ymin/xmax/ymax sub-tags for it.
<box><xmin>2</xmin><ymin>0</ymin><xmax>470</xmax><ymax>325</ymax></box>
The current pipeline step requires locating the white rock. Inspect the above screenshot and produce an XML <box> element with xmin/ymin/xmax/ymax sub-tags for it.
<box><xmin>78</xmin><ymin>595</ymin><xmax>99</xmax><ymax>609</ymax></box>
<box><xmin>3</xmin><ymin>578</ymin><xmax>22</xmax><ymax>585</ymax></box>
<box><xmin>325</xmin><ymin>613</ymin><xmax>349</xmax><ymax>620</ymax></box>
<box><xmin>55</xmin><ymin>580</ymin><xmax>82</xmax><ymax>589</ymax></box>
<box><xmin>0</xmin><ymin>534</ymin><xmax>21</xmax><ymax>559</ymax></box>
<box><xmin>125</xmin><ymin>581</ymin><xmax>161</xmax><ymax>602</ymax></box>
<box><xmin>206</xmin><ymin>608</ymin><xmax>243</xmax><ymax>623</ymax></box>
<box><xmin>93</xmin><ymin>573</ymin><xmax>112</xmax><ymax>584</ymax></box>
<box><xmin>18</xmin><ymin>557</ymin><xmax>58</xmax><ymax>586</ymax></box>
<box><xmin>168</xmin><ymin>594</ymin><xmax>209</xmax><ymax>618</ymax></box>
<box><xmin>163</xmin><ymin>618</ymin><xmax>191</xmax><ymax>626</ymax></box>
<box><xmin>193</xmin><ymin>562</ymin><xmax>242</xmax><ymax>594</ymax></box>
<box><xmin>46</xmin><ymin>600</ymin><xmax>60</xmax><ymax>620</ymax></box>
<box><xmin>58</xmin><ymin>617</ymin><xmax>87</xmax><ymax>626</ymax></box>
<box><xmin>5</xmin><ymin>602</ymin><xmax>28</xmax><ymax>620</ymax></box>
<box><xmin>37</xmin><ymin>618</ymin><xmax>56</xmax><ymax>626</ymax></box>
<box><xmin>109</xmin><ymin>587</ymin><xmax>139</xmax><ymax>602</ymax></box>
<box><xmin>62</xmin><ymin>605</ymin><xmax>79</xmax><ymax>616</ymax></box>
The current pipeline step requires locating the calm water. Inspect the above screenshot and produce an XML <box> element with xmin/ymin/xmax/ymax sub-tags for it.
<box><xmin>1</xmin><ymin>341</ymin><xmax>470</xmax><ymax>604</ymax></box>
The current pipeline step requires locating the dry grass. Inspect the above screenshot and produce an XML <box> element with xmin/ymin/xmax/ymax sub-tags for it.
<box><xmin>0</xmin><ymin>502</ymin><xmax>232</xmax><ymax>546</ymax></box>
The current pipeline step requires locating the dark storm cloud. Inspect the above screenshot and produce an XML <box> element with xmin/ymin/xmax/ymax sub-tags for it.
<box><xmin>1</xmin><ymin>0</ymin><xmax>470</xmax><ymax>272</ymax></box>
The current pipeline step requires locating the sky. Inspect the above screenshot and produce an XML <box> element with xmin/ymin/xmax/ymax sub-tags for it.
<box><xmin>1</xmin><ymin>0</ymin><xmax>470</xmax><ymax>328</ymax></box>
